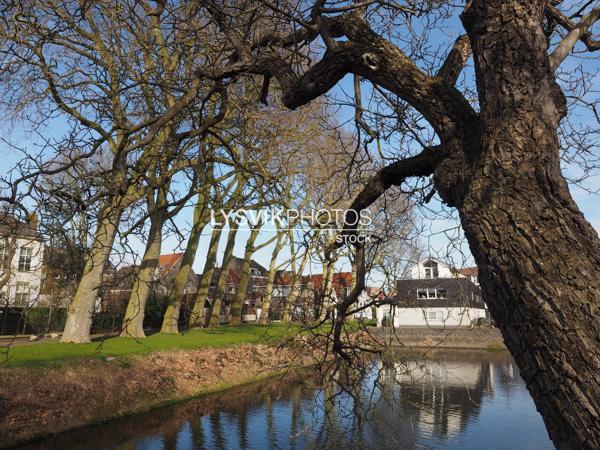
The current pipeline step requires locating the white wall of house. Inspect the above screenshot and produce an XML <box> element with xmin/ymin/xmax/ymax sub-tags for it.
<box><xmin>376</xmin><ymin>304</ymin><xmax>486</xmax><ymax>327</ymax></box>
<box><xmin>407</xmin><ymin>259</ymin><xmax>461</xmax><ymax>279</ymax></box>
<box><xmin>352</xmin><ymin>291</ymin><xmax>374</xmax><ymax>320</ymax></box>
<box><xmin>0</xmin><ymin>237</ymin><xmax>45</xmax><ymax>307</ymax></box>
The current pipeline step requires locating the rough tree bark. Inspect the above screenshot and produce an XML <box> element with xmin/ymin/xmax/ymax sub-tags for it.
<box><xmin>255</xmin><ymin>4</ymin><xmax>600</xmax><ymax>445</ymax></box>
<box><xmin>452</xmin><ymin>2</ymin><xmax>600</xmax><ymax>448</ymax></box>
<box><xmin>61</xmin><ymin>201</ymin><xmax>122</xmax><ymax>343</ymax></box>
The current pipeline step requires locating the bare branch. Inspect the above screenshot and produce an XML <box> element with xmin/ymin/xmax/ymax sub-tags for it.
<box><xmin>437</xmin><ymin>35</ymin><xmax>472</xmax><ymax>85</ymax></box>
<box><xmin>548</xmin><ymin>5</ymin><xmax>600</xmax><ymax>70</ymax></box>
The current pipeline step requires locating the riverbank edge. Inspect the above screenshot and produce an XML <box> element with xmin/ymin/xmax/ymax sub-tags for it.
<box><xmin>4</xmin><ymin>371</ymin><xmax>291</xmax><ymax>450</ymax></box>
<box><xmin>0</xmin><ymin>344</ymin><xmax>314</xmax><ymax>449</ymax></box>
<box><xmin>373</xmin><ymin>326</ymin><xmax>506</xmax><ymax>350</ymax></box>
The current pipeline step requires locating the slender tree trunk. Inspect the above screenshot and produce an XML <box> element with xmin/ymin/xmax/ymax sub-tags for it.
<box><xmin>319</xmin><ymin>251</ymin><xmax>337</xmax><ymax>320</ymax></box>
<box><xmin>61</xmin><ymin>201</ymin><xmax>122</xmax><ymax>343</ymax></box>
<box><xmin>283</xmin><ymin>246</ymin><xmax>311</xmax><ymax>323</ymax></box>
<box><xmin>259</xmin><ymin>230</ymin><xmax>285</xmax><ymax>325</ymax></box>
<box><xmin>121</xmin><ymin>210</ymin><xmax>165</xmax><ymax>337</ymax></box>
<box><xmin>229</xmin><ymin>224</ymin><xmax>261</xmax><ymax>326</ymax></box>
<box><xmin>160</xmin><ymin>186</ymin><xmax>211</xmax><ymax>333</ymax></box>
<box><xmin>206</xmin><ymin>220</ymin><xmax>239</xmax><ymax>328</ymax></box>
<box><xmin>446</xmin><ymin>3</ymin><xmax>600</xmax><ymax>448</ymax></box>
<box><xmin>189</xmin><ymin>225</ymin><xmax>222</xmax><ymax>328</ymax></box>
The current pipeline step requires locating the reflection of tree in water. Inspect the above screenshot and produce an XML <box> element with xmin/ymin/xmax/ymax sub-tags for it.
<box><xmin>16</xmin><ymin>353</ymin><xmax>522</xmax><ymax>450</ymax></box>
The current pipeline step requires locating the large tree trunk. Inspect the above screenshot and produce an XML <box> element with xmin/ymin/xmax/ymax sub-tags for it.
<box><xmin>61</xmin><ymin>201</ymin><xmax>122</xmax><ymax>343</ymax></box>
<box><xmin>121</xmin><ymin>210</ymin><xmax>165</xmax><ymax>338</ymax></box>
<box><xmin>450</xmin><ymin>2</ymin><xmax>600</xmax><ymax>448</ymax></box>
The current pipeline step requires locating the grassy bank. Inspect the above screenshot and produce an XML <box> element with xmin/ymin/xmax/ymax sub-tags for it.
<box><xmin>0</xmin><ymin>324</ymin><xmax>292</xmax><ymax>368</ymax></box>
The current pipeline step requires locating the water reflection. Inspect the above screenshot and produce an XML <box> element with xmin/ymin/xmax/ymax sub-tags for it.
<box><xmin>15</xmin><ymin>351</ymin><xmax>553</xmax><ymax>450</ymax></box>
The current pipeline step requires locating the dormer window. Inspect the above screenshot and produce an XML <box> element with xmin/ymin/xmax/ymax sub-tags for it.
<box><xmin>423</xmin><ymin>260</ymin><xmax>439</xmax><ymax>279</ymax></box>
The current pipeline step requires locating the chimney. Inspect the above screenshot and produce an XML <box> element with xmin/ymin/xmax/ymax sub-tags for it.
<box><xmin>27</xmin><ymin>212</ymin><xmax>38</xmax><ymax>232</ymax></box>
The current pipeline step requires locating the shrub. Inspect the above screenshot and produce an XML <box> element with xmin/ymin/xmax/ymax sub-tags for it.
<box><xmin>25</xmin><ymin>308</ymin><xmax>67</xmax><ymax>334</ymax></box>
<box><xmin>91</xmin><ymin>312</ymin><xmax>123</xmax><ymax>332</ymax></box>
<box><xmin>143</xmin><ymin>293</ymin><xmax>168</xmax><ymax>329</ymax></box>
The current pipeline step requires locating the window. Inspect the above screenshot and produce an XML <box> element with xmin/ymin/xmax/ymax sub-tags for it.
<box><xmin>417</xmin><ymin>289</ymin><xmax>447</xmax><ymax>300</ymax></box>
<box><xmin>427</xmin><ymin>310</ymin><xmax>443</xmax><ymax>320</ymax></box>
<box><xmin>423</xmin><ymin>261</ymin><xmax>439</xmax><ymax>279</ymax></box>
<box><xmin>15</xmin><ymin>282</ymin><xmax>30</xmax><ymax>306</ymax></box>
<box><xmin>18</xmin><ymin>247</ymin><xmax>33</xmax><ymax>272</ymax></box>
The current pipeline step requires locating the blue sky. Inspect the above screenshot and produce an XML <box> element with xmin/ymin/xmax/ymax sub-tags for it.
<box><xmin>1</xmin><ymin>9</ymin><xmax>599</xmax><ymax>282</ymax></box>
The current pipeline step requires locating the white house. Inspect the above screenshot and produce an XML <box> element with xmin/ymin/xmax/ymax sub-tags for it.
<box><xmin>0</xmin><ymin>215</ymin><xmax>45</xmax><ymax>307</ymax></box>
<box><xmin>352</xmin><ymin>287</ymin><xmax>384</xmax><ymax>320</ymax></box>
<box><xmin>377</xmin><ymin>258</ymin><xmax>487</xmax><ymax>328</ymax></box>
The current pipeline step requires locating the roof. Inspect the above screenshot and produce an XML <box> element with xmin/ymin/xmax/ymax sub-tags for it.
<box><xmin>457</xmin><ymin>267</ymin><xmax>478</xmax><ymax>277</ymax></box>
<box><xmin>304</xmin><ymin>272</ymin><xmax>353</xmax><ymax>291</ymax></box>
<box><xmin>158</xmin><ymin>253</ymin><xmax>184</xmax><ymax>268</ymax></box>
<box><xmin>157</xmin><ymin>253</ymin><xmax>184</xmax><ymax>276</ymax></box>
<box><xmin>205</xmin><ymin>256</ymin><xmax>268</xmax><ymax>287</ymax></box>
<box><xmin>274</xmin><ymin>271</ymin><xmax>294</xmax><ymax>285</ymax></box>
<box><xmin>0</xmin><ymin>213</ymin><xmax>42</xmax><ymax>241</ymax></box>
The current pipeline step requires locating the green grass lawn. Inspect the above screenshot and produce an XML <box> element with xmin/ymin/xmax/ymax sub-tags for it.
<box><xmin>0</xmin><ymin>324</ymin><xmax>293</xmax><ymax>369</ymax></box>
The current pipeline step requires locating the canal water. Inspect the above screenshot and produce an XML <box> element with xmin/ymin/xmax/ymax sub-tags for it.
<box><xmin>16</xmin><ymin>350</ymin><xmax>554</xmax><ymax>450</ymax></box>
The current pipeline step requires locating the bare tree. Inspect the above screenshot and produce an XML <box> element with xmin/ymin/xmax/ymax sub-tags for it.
<box><xmin>192</xmin><ymin>2</ymin><xmax>600</xmax><ymax>447</ymax></box>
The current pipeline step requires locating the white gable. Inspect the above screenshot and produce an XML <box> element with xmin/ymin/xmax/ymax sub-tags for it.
<box><xmin>406</xmin><ymin>258</ymin><xmax>467</xmax><ymax>280</ymax></box>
